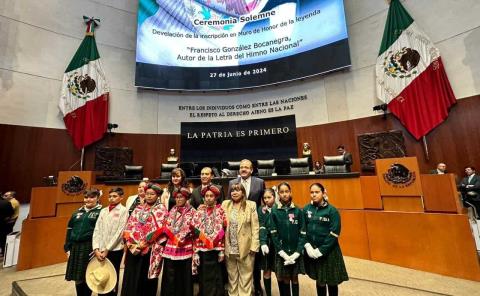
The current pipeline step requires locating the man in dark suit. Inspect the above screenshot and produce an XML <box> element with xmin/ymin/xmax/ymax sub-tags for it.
<box><xmin>430</xmin><ymin>163</ymin><xmax>447</xmax><ymax>174</ymax></box>
<box><xmin>190</xmin><ymin>167</ymin><xmax>224</xmax><ymax>209</ymax></box>
<box><xmin>227</xmin><ymin>159</ymin><xmax>265</xmax><ymax>207</ymax></box>
<box><xmin>227</xmin><ymin>159</ymin><xmax>265</xmax><ymax>296</ymax></box>
<box><xmin>337</xmin><ymin>145</ymin><xmax>353</xmax><ymax>172</ymax></box>
<box><xmin>458</xmin><ymin>166</ymin><xmax>480</xmax><ymax>219</ymax></box>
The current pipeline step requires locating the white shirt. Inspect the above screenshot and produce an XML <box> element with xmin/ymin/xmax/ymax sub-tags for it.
<box><xmin>92</xmin><ymin>203</ymin><xmax>128</xmax><ymax>251</ymax></box>
<box><xmin>468</xmin><ymin>174</ymin><xmax>475</xmax><ymax>184</ymax></box>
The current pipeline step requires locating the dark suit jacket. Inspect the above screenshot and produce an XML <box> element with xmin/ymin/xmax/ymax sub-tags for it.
<box><xmin>189</xmin><ymin>183</ymin><xmax>224</xmax><ymax>209</ymax></box>
<box><xmin>430</xmin><ymin>169</ymin><xmax>447</xmax><ymax>175</ymax></box>
<box><xmin>459</xmin><ymin>174</ymin><xmax>480</xmax><ymax>193</ymax></box>
<box><xmin>228</xmin><ymin>176</ymin><xmax>265</xmax><ymax>207</ymax></box>
<box><xmin>344</xmin><ymin>152</ymin><xmax>353</xmax><ymax>172</ymax></box>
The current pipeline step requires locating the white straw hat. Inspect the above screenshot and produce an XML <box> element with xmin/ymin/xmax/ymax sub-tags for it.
<box><xmin>85</xmin><ymin>257</ymin><xmax>117</xmax><ymax>294</ymax></box>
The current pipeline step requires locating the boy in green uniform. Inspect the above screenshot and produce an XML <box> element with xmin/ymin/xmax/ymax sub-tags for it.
<box><xmin>64</xmin><ymin>189</ymin><xmax>103</xmax><ymax>296</ymax></box>
<box><xmin>269</xmin><ymin>182</ymin><xmax>306</xmax><ymax>296</ymax></box>
<box><xmin>303</xmin><ymin>183</ymin><xmax>348</xmax><ymax>296</ymax></box>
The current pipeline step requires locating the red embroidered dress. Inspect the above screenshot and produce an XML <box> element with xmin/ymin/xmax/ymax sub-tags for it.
<box><xmin>162</xmin><ymin>205</ymin><xmax>196</xmax><ymax>260</ymax></box>
<box><xmin>123</xmin><ymin>202</ymin><xmax>168</xmax><ymax>278</ymax></box>
<box><xmin>192</xmin><ymin>204</ymin><xmax>226</xmax><ymax>252</ymax></box>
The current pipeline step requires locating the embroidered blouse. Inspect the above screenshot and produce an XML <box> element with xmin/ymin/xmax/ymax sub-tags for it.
<box><xmin>192</xmin><ymin>204</ymin><xmax>226</xmax><ymax>252</ymax></box>
<box><xmin>123</xmin><ymin>202</ymin><xmax>168</xmax><ymax>253</ymax></box>
<box><xmin>162</xmin><ymin>205</ymin><xmax>196</xmax><ymax>260</ymax></box>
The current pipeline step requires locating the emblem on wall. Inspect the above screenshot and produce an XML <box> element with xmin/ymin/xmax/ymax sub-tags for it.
<box><xmin>62</xmin><ymin>175</ymin><xmax>87</xmax><ymax>195</ymax></box>
<box><xmin>383</xmin><ymin>163</ymin><xmax>415</xmax><ymax>188</ymax></box>
<box><xmin>383</xmin><ymin>47</ymin><xmax>420</xmax><ymax>78</ymax></box>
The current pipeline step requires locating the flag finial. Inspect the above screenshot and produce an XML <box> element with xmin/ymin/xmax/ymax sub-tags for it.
<box><xmin>83</xmin><ymin>16</ymin><xmax>100</xmax><ymax>36</ymax></box>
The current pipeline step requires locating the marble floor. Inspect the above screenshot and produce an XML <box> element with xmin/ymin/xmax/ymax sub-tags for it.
<box><xmin>1</xmin><ymin>256</ymin><xmax>479</xmax><ymax>296</ymax></box>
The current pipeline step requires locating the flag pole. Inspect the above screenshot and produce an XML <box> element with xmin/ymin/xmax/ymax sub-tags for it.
<box><xmin>80</xmin><ymin>148</ymin><xmax>85</xmax><ymax>171</ymax></box>
<box><xmin>422</xmin><ymin>136</ymin><xmax>430</xmax><ymax>161</ymax></box>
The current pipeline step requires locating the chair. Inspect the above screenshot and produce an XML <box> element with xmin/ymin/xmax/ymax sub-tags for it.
<box><xmin>289</xmin><ymin>157</ymin><xmax>309</xmax><ymax>175</ymax></box>
<box><xmin>257</xmin><ymin>159</ymin><xmax>275</xmax><ymax>176</ymax></box>
<box><xmin>226</xmin><ymin>161</ymin><xmax>241</xmax><ymax>177</ymax></box>
<box><xmin>124</xmin><ymin>165</ymin><xmax>143</xmax><ymax>180</ymax></box>
<box><xmin>160</xmin><ymin>163</ymin><xmax>178</xmax><ymax>179</ymax></box>
<box><xmin>323</xmin><ymin>155</ymin><xmax>348</xmax><ymax>173</ymax></box>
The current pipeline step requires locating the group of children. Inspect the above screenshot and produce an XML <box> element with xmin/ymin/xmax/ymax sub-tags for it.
<box><xmin>64</xmin><ymin>180</ymin><xmax>348</xmax><ymax>296</ymax></box>
<box><xmin>258</xmin><ymin>182</ymin><xmax>348</xmax><ymax>296</ymax></box>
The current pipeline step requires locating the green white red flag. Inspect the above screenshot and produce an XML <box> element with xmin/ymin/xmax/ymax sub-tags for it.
<box><xmin>376</xmin><ymin>0</ymin><xmax>456</xmax><ymax>140</ymax></box>
<box><xmin>59</xmin><ymin>17</ymin><xmax>109</xmax><ymax>149</ymax></box>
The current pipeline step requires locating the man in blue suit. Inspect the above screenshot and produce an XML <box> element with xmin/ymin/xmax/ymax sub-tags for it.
<box><xmin>227</xmin><ymin>159</ymin><xmax>265</xmax><ymax>296</ymax></box>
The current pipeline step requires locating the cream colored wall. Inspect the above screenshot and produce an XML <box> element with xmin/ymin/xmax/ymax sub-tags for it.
<box><xmin>1</xmin><ymin>0</ymin><xmax>479</xmax><ymax>134</ymax></box>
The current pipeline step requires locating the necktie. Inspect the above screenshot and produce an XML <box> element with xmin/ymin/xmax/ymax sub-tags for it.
<box><xmin>242</xmin><ymin>179</ymin><xmax>249</xmax><ymax>197</ymax></box>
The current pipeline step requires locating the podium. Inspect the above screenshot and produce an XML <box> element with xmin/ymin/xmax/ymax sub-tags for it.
<box><xmin>375</xmin><ymin>157</ymin><xmax>424</xmax><ymax>212</ymax></box>
<box><xmin>17</xmin><ymin>171</ymin><xmax>105</xmax><ymax>270</ymax></box>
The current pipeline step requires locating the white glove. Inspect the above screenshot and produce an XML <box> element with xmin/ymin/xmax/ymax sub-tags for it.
<box><xmin>313</xmin><ymin>248</ymin><xmax>323</xmax><ymax>258</ymax></box>
<box><xmin>289</xmin><ymin>252</ymin><xmax>300</xmax><ymax>263</ymax></box>
<box><xmin>66</xmin><ymin>251</ymin><xmax>70</xmax><ymax>258</ymax></box>
<box><xmin>283</xmin><ymin>258</ymin><xmax>295</xmax><ymax>265</ymax></box>
<box><xmin>261</xmin><ymin>245</ymin><xmax>269</xmax><ymax>255</ymax></box>
<box><xmin>278</xmin><ymin>250</ymin><xmax>290</xmax><ymax>261</ymax></box>
<box><xmin>304</xmin><ymin>243</ymin><xmax>318</xmax><ymax>259</ymax></box>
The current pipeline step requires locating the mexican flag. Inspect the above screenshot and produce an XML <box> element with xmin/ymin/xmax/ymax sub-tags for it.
<box><xmin>376</xmin><ymin>0</ymin><xmax>456</xmax><ymax>140</ymax></box>
<box><xmin>59</xmin><ymin>17</ymin><xmax>109</xmax><ymax>150</ymax></box>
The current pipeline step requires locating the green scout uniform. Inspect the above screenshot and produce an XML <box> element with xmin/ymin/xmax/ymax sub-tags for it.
<box><xmin>269</xmin><ymin>201</ymin><xmax>306</xmax><ymax>277</ymax></box>
<box><xmin>303</xmin><ymin>202</ymin><xmax>348</xmax><ymax>285</ymax></box>
<box><xmin>258</xmin><ymin>205</ymin><xmax>275</xmax><ymax>271</ymax></box>
<box><xmin>64</xmin><ymin>204</ymin><xmax>102</xmax><ymax>282</ymax></box>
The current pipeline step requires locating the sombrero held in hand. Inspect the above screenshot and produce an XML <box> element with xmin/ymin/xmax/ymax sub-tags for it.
<box><xmin>85</xmin><ymin>257</ymin><xmax>117</xmax><ymax>294</ymax></box>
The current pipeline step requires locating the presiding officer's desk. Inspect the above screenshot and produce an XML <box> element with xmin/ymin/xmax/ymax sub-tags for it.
<box><xmin>19</xmin><ymin>166</ymin><xmax>480</xmax><ymax>282</ymax></box>
<box><xmin>104</xmin><ymin>172</ymin><xmax>361</xmax><ymax>208</ymax></box>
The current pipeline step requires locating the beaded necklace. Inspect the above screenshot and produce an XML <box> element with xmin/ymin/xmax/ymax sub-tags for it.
<box><xmin>138</xmin><ymin>204</ymin><xmax>154</xmax><ymax>224</ymax></box>
<box><xmin>171</xmin><ymin>206</ymin><xmax>188</xmax><ymax>234</ymax></box>
<box><xmin>202</xmin><ymin>205</ymin><xmax>217</xmax><ymax>236</ymax></box>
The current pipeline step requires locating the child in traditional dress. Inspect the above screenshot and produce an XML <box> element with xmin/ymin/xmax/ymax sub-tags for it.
<box><xmin>303</xmin><ymin>183</ymin><xmax>348</xmax><ymax>296</ymax></box>
<box><xmin>192</xmin><ymin>185</ymin><xmax>226</xmax><ymax>296</ymax></box>
<box><xmin>64</xmin><ymin>188</ymin><xmax>102</xmax><ymax>296</ymax></box>
<box><xmin>121</xmin><ymin>183</ymin><xmax>168</xmax><ymax>296</ymax></box>
<box><xmin>92</xmin><ymin>187</ymin><xmax>128</xmax><ymax>296</ymax></box>
<box><xmin>269</xmin><ymin>182</ymin><xmax>306</xmax><ymax>296</ymax></box>
<box><xmin>161</xmin><ymin>187</ymin><xmax>196</xmax><ymax>296</ymax></box>
<box><xmin>258</xmin><ymin>188</ymin><xmax>277</xmax><ymax>296</ymax></box>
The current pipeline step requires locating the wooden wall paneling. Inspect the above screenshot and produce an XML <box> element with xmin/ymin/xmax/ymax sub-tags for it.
<box><xmin>264</xmin><ymin>178</ymin><xmax>363</xmax><ymax>209</ymax></box>
<box><xmin>320</xmin><ymin>179</ymin><xmax>364</xmax><ymax>209</ymax></box>
<box><xmin>17</xmin><ymin>217</ymin><xmax>70</xmax><ymax>270</ymax></box>
<box><xmin>2</xmin><ymin>96</ymin><xmax>480</xmax><ymax>204</ymax></box>
<box><xmin>421</xmin><ymin>174</ymin><xmax>461</xmax><ymax>213</ymax></box>
<box><xmin>264</xmin><ymin>179</ymin><xmax>311</xmax><ymax>207</ymax></box>
<box><xmin>382</xmin><ymin>196</ymin><xmax>424</xmax><ymax>212</ymax></box>
<box><xmin>84</xmin><ymin>133</ymin><xmax>181</xmax><ymax>180</ymax></box>
<box><xmin>338</xmin><ymin>210</ymin><xmax>371</xmax><ymax>259</ymax></box>
<box><xmin>57</xmin><ymin>203</ymin><xmax>83</xmax><ymax>217</ymax></box>
<box><xmin>360</xmin><ymin>176</ymin><xmax>382</xmax><ymax>209</ymax></box>
<box><xmin>29</xmin><ymin>187</ymin><xmax>57</xmax><ymax>218</ymax></box>
<box><xmin>365</xmin><ymin>211</ymin><xmax>480</xmax><ymax>281</ymax></box>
